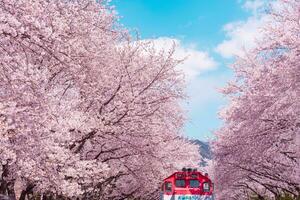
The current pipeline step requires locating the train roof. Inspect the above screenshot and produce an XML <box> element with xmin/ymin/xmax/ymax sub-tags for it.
<box><xmin>163</xmin><ymin>168</ymin><xmax>211</xmax><ymax>181</ymax></box>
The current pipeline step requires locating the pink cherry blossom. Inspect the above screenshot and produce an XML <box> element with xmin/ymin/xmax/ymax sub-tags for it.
<box><xmin>213</xmin><ymin>0</ymin><xmax>300</xmax><ymax>199</ymax></box>
<box><xmin>0</xmin><ymin>0</ymin><xmax>200</xmax><ymax>199</ymax></box>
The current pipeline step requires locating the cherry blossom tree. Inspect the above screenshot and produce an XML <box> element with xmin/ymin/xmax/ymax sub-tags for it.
<box><xmin>213</xmin><ymin>0</ymin><xmax>300</xmax><ymax>199</ymax></box>
<box><xmin>0</xmin><ymin>0</ymin><xmax>200</xmax><ymax>199</ymax></box>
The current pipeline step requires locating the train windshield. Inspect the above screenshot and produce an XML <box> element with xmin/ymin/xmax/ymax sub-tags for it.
<box><xmin>175</xmin><ymin>179</ymin><xmax>185</xmax><ymax>187</ymax></box>
<box><xmin>189</xmin><ymin>180</ymin><xmax>200</xmax><ymax>188</ymax></box>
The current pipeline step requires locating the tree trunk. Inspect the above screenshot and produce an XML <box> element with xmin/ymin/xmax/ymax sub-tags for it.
<box><xmin>6</xmin><ymin>181</ymin><xmax>15</xmax><ymax>200</ymax></box>
<box><xmin>19</xmin><ymin>184</ymin><xmax>35</xmax><ymax>200</ymax></box>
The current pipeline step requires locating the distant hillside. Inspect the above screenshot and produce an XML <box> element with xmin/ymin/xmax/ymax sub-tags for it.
<box><xmin>191</xmin><ymin>139</ymin><xmax>213</xmax><ymax>166</ymax></box>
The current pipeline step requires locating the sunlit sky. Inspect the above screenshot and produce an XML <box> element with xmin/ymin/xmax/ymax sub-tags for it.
<box><xmin>110</xmin><ymin>0</ymin><xmax>264</xmax><ymax>140</ymax></box>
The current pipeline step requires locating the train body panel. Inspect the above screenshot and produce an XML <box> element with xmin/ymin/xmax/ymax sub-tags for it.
<box><xmin>161</xmin><ymin>168</ymin><xmax>214</xmax><ymax>200</ymax></box>
<box><xmin>163</xmin><ymin>194</ymin><xmax>213</xmax><ymax>200</ymax></box>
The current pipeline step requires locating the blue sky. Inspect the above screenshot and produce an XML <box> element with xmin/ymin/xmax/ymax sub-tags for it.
<box><xmin>110</xmin><ymin>0</ymin><xmax>264</xmax><ymax>140</ymax></box>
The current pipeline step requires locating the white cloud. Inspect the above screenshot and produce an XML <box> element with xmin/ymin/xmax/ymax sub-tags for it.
<box><xmin>243</xmin><ymin>0</ymin><xmax>265</xmax><ymax>13</ymax></box>
<box><xmin>215</xmin><ymin>0</ymin><xmax>269</xmax><ymax>59</ymax></box>
<box><xmin>186</xmin><ymin>74</ymin><xmax>228</xmax><ymax>108</ymax></box>
<box><xmin>140</xmin><ymin>37</ymin><xmax>218</xmax><ymax>79</ymax></box>
<box><xmin>215</xmin><ymin>17</ymin><xmax>264</xmax><ymax>58</ymax></box>
<box><xmin>183</xmin><ymin>72</ymin><xmax>231</xmax><ymax>140</ymax></box>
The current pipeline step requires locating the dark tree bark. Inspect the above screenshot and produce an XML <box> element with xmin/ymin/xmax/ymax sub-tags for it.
<box><xmin>0</xmin><ymin>165</ymin><xmax>8</xmax><ymax>195</ymax></box>
<box><xmin>19</xmin><ymin>184</ymin><xmax>35</xmax><ymax>200</ymax></box>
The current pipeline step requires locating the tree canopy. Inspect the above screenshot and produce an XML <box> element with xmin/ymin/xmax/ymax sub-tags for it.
<box><xmin>0</xmin><ymin>0</ymin><xmax>200</xmax><ymax>199</ymax></box>
<box><xmin>213</xmin><ymin>0</ymin><xmax>300</xmax><ymax>199</ymax></box>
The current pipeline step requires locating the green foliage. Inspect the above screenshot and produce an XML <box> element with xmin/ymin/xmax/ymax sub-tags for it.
<box><xmin>250</xmin><ymin>195</ymin><xmax>267</xmax><ymax>200</ymax></box>
<box><xmin>275</xmin><ymin>193</ymin><xmax>298</xmax><ymax>200</ymax></box>
<box><xmin>249</xmin><ymin>193</ymin><xmax>299</xmax><ymax>200</ymax></box>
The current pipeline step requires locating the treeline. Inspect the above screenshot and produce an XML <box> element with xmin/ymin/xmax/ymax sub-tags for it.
<box><xmin>0</xmin><ymin>0</ymin><xmax>200</xmax><ymax>199</ymax></box>
<box><xmin>250</xmin><ymin>193</ymin><xmax>299</xmax><ymax>200</ymax></box>
<box><xmin>213</xmin><ymin>0</ymin><xmax>299</xmax><ymax>200</ymax></box>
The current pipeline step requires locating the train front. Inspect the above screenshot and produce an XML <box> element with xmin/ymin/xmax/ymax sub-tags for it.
<box><xmin>161</xmin><ymin>168</ymin><xmax>214</xmax><ymax>200</ymax></box>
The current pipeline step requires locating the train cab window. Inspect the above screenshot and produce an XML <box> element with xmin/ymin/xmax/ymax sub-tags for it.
<box><xmin>175</xmin><ymin>179</ymin><xmax>185</xmax><ymax>187</ymax></box>
<box><xmin>165</xmin><ymin>182</ymin><xmax>172</xmax><ymax>192</ymax></box>
<box><xmin>189</xmin><ymin>180</ymin><xmax>200</xmax><ymax>188</ymax></box>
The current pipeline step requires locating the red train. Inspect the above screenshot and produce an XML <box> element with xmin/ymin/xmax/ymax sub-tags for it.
<box><xmin>161</xmin><ymin>168</ymin><xmax>214</xmax><ymax>200</ymax></box>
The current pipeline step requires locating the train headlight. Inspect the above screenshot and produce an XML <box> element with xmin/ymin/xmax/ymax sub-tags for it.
<box><xmin>203</xmin><ymin>182</ymin><xmax>210</xmax><ymax>192</ymax></box>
